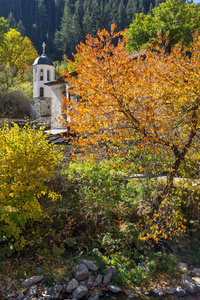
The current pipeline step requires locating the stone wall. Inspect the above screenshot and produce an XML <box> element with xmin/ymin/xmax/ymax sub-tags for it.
<box><xmin>30</xmin><ymin>97</ymin><xmax>51</xmax><ymax>120</ymax></box>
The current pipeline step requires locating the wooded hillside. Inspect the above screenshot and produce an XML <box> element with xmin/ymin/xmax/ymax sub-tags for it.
<box><xmin>0</xmin><ymin>0</ymin><xmax>163</xmax><ymax>59</ymax></box>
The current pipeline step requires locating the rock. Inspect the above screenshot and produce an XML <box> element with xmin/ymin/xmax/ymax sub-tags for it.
<box><xmin>53</xmin><ymin>284</ymin><xmax>63</xmax><ymax>292</ymax></box>
<box><xmin>128</xmin><ymin>293</ymin><xmax>139</xmax><ymax>298</ymax></box>
<box><xmin>72</xmin><ymin>264</ymin><xmax>90</xmax><ymax>281</ymax></box>
<box><xmin>93</xmin><ymin>274</ymin><xmax>102</xmax><ymax>286</ymax></box>
<box><xmin>16</xmin><ymin>292</ymin><xmax>24</xmax><ymax>300</ymax></box>
<box><xmin>62</xmin><ymin>284</ymin><xmax>66</xmax><ymax>292</ymax></box>
<box><xmin>135</xmin><ymin>287</ymin><xmax>141</xmax><ymax>292</ymax></box>
<box><xmin>73</xmin><ymin>285</ymin><xmax>88</xmax><ymax>299</ymax></box>
<box><xmin>6</xmin><ymin>281</ymin><xmax>14</xmax><ymax>291</ymax></box>
<box><xmin>106</xmin><ymin>266</ymin><xmax>118</xmax><ymax>276</ymax></box>
<box><xmin>86</xmin><ymin>275</ymin><xmax>94</xmax><ymax>288</ymax></box>
<box><xmin>138</xmin><ymin>263</ymin><xmax>150</xmax><ymax>273</ymax></box>
<box><xmin>144</xmin><ymin>291</ymin><xmax>151</xmax><ymax>296</ymax></box>
<box><xmin>42</xmin><ymin>295</ymin><xmax>51</xmax><ymax>300</ymax></box>
<box><xmin>176</xmin><ymin>286</ymin><xmax>186</xmax><ymax>297</ymax></box>
<box><xmin>66</xmin><ymin>278</ymin><xmax>79</xmax><ymax>293</ymax></box>
<box><xmin>103</xmin><ymin>271</ymin><xmax>113</xmax><ymax>285</ymax></box>
<box><xmin>182</xmin><ymin>274</ymin><xmax>197</xmax><ymax>293</ymax></box>
<box><xmin>192</xmin><ymin>277</ymin><xmax>200</xmax><ymax>290</ymax></box>
<box><xmin>88</xmin><ymin>289</ymin><xmax>100</xmax><ymax>300</ymax></box>
<box><xmin>22</xmin><ymin>275</ymin><xmax>44</xmax><ymax>287</ymax></box>
<box><xmin>176</xmin><ymin>262</ymin><xmax>188</xmax><ymax>272</ymax></box>
<box><xmin>167</xmin><ymin>287</ymin><xmax>176</xmax><ymax>295</ymax></box>
<box><xmin>107</xmin><ymin>285</ymin><xmax>122</xmax><ymax>293</ymax></box>
<box><xmin>103</xmin><ymin>266</ymin><xmax>117</xmax><ymax>284</ymax></box>
<box><xmin>7</xmin><ymin>293</ymin><xmax>15</xmax><ymax>299</ymax></box>
<box><xmin>77</xmin><ymin>259</ymin><xmax>98</xmax><ymax>271</ymax></box>
<box><xmin>191</xmin><ymin>268</ymin><xmax>200</xmax><ymax>277</ymax></box>
<box><xmin>152</xmin><ymin>287</ymin><xmax>166</xmax><ymax>296</ymax></box>
<box><xmin>5</xmin><ymin>277</ymin><xmax>12</xmax><ymax>282</ymax></box>
<box><xmin>28</xmin><ymin>284</ymin><xmax>37</xmax><ymax>297</ymax></box>
<box><xmin>51</xmin><ymin>292</ymin><xmax>60</xmax><ymax>299</ymax></box>
<box><xmin>41</xmin><ymin>287</ymin><xmax>49</xmax><ymax>295</ymax></box>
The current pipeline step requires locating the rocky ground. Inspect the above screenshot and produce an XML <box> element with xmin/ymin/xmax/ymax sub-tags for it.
<box><xmin>1</xmin><ymin>258</ymin><xmax>200</xmax><ymax>300</ymax></box>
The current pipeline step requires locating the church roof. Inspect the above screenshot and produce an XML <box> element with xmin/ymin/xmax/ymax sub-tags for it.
<box><xmin>33</xmin><ymin>52</ymin><xmax>54</xmax><ymax>66</ymax></box>
<box><xmin>33</xmin><ymin>42</ymin><xmax>54</xmax><ymax>66</ymax></box>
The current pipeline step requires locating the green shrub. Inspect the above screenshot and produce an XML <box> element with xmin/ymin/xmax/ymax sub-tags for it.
<box><xmin>62</xmin><ymin>158</ymin><xmax>138</xmax><ymax>223</ymax></box>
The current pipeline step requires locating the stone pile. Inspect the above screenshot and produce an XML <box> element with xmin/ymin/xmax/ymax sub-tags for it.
<box><xmin>1</xmin><ymin>261</ymin><xmax>200</xmax><ymax>300</ymax></box>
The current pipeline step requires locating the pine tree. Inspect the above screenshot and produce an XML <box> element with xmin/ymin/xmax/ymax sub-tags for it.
<box><xmin>71</xmin><ymin>12</ymin><xmax>82</xmax><ymax>51</ymax></box>
<box><xmin>126</xmin><ymin>0</ymin><xmax>137</xmax><ymax>26</ymax></box>
<box><xmin>37</xmin><ymin>0</ymin><xmax>47</xmax><ymax>39</ymax></box>
<box><xmin>7</xmin><ymin>12</ymin><xmax>17</xmax><ymax>30</ymax></box>
<box><xmin>83</xmin><ymin>7</ymin><xmax>93</xmax><ymax>36</ymax></box>
<box><xmin>17</xmin><ymin>20</ymin><xmax>25</xmax><ymax>36</ymax></box>
<box><xmin>118</xmin><ymin>0</ymin><xmax>126</xmax><ymax>30</ymax></box>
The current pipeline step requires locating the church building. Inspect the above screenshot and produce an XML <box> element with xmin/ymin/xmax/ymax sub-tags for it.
<box><xmin>30</xmin><ymin>43</ymin><xmax>70</xmax><ymax>135</ymax></box>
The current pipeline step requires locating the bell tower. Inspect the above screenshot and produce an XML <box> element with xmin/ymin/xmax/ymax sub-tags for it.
<box><xmin>31</xmin><ymin>43</ymin><xmax>55</xmax><ymax>120</ymax></box>
<box><xmin>32</xmin><ymin>42</ymin><xmax>55</xmax><ymax>99</ymax></box>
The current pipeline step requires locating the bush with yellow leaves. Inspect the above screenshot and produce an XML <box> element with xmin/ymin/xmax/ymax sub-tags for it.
<box><xmin>0</xmin><ymin>123</ymin><xmax>62</xmax><ymax>250</ymax></box>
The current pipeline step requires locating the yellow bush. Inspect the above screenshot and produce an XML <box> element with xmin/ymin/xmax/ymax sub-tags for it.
<box><xmin>0</xmin><ymin>123</ymin><xmax>62</xmax><ymax>249</ymax></box>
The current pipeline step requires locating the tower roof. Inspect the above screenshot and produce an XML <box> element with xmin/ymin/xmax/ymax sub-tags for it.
<box><xmin>33</xmin><ymin>42</ymin><xmax>54</xmax><ymax>66</ymax></box>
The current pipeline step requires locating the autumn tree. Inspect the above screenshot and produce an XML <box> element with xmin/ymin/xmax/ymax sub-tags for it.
<box><xmin>0</xmin><ymin>28</ymin><xmax>38</xmax><ymax>77</ymax></box>
<box><xmin>0</xmin><ymin>123</ymin><xmax>62</xmax><ymax>250</ymax></box>
<box><xmin>61</xmin><ymin>25</ymin><xmax>200</xmax><ymax>242</ymax></box>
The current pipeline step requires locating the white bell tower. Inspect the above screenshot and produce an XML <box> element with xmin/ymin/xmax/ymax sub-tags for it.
<box><xmin>33</xmin><ymin>42</ymin><xmax>55</xmax><ymax>99</ymax></box>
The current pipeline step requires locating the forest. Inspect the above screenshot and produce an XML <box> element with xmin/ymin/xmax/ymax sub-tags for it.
<box><xmin>0</xmin><ymin>0</ymin><xmax>163</xmax><ymax>59</ymax></box>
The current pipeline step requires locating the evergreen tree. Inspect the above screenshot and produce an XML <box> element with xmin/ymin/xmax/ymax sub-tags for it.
<box><xmin>118</xmin><ymin>0</ymin><xmax>126</xmax><ymax>30</ymax></box>
<box><xmin>126</xmin><ymin>0</ymin><xmax>137</xmax><ymax>25</ymax></box>
<box><xmin>138</xmin><ymin>0</ymin><xmax>145</xmax><ymax>13</ymax></box>
<box><xmin>0</xmin><ymin>0</ymin><xmax>161</xmax><ymax>60</ymax></box>
<box><xmin>17</xmin><ymin>20</ymin><xmax>25</xmax><ymax>36</ymax></box>
<box><xmin>31</xmin><ymin>23</ymin><xmax>41</xmax><ymax>50</ymax></box>
<box><xmin>91</xmin><ymin>0</ymin><xmax>101</xmax><ymax>33</ymax></box>
<box><xmin>71</xmin><ymin>12</ymin><xmax>82</xmax><ymax>51</ymax></box>
<box><xmin>37</xmin><ymin>0</ymin><xmax>47</xmax><ymax>39</ymax></box>
<box><xmin>57</xmin><ymin>0</ymin><xmax>73</xmax><ymax>57</ymax></box>
<box><xmin>7</xmin><ymin>12</ymin><xmax>17</xmax><ymax>30</ymax></box>
<box><xmin>83</xmin><ymin>8</ymin><xmax>93</xmax><ymax>36</ymax></box>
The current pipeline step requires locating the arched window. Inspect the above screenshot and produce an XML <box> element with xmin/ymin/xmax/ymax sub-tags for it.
<box><xmin>40</xmin><ymin>69</ymin><xmax>43</xmax><ymax>81</ymax></box>
<box><xmin>40</xmin><ymin>87</ymin><xmax>44</xmax><ymax>97</ymax></box>
<box><xmin>47</xmin><ymin>70</ymin><xmax>50</xmax><ymax>81</ymax></box>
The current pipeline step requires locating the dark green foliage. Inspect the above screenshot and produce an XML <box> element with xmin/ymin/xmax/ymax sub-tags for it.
<box><xmin>91</xmin><ymin>248</ymin><xmax>106</xmax><ymax>270</ymax></box>
<box><xmin>0</xmin><ymin>0</ymin><xmax>161</xmax><ymax>60</ymax></box>
<box><xmin>7</xmin><ymin>12</ymin><xmax>17</xmax><ymax>30</ymax></box>
<box><xmin>126</xmin><ymin>0</ymin><xmax>200</xmax><ymax>53</ymax></box>
<box><xmin>17</xmin><ymin>20</ymin><xmax>25</xmax><ymax>36</ymax></box>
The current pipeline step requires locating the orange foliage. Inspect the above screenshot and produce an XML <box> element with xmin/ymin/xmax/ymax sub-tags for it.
<box><xmin>61</xmin><ymin>26</ymin><xmax>200</xmax><ymax>241</ymax></box>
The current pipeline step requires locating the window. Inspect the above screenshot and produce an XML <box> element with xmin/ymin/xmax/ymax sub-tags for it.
<box><xmin>69</xmin><ymin>93</ymin><xmax>77</xmax><ymax>103</ymax></box>
<box><xmin>47</xmin><ymin>70</ymin><xmax>50</xmax><ymax>81</ymax></box>
<box><xmin>40</xmin><ymin>87</ymin><xmax>44</xmax><ymax>97</ymax></box>
<box><xmin>40</xmin><ymin>69</ymin><xmax>43</xmax><ymax>81</ymax></box>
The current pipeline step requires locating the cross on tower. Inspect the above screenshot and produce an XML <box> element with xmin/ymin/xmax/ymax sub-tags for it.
<box><xmin>42</xmin><ymin>42</ymin><xmax>46</xmax><ymax>53</ymax></box>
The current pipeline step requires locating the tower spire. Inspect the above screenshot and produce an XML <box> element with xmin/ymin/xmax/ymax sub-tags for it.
<box><xmin>42</xmin><ymin>42</ymin><xmax>46</xmax><ymax>54</ymax></box>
